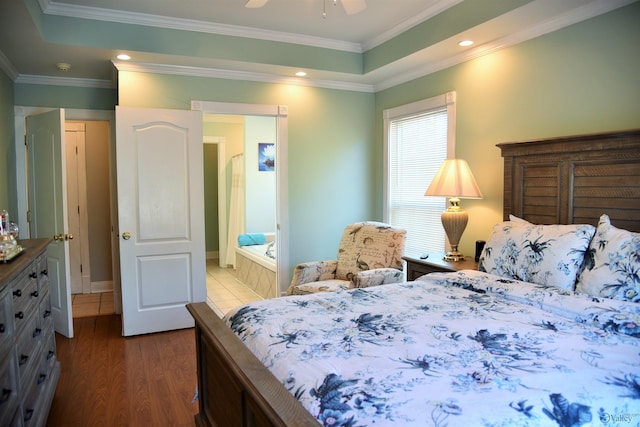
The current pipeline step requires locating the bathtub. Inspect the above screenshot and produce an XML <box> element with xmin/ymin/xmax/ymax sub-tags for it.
<box><xmin>235</xmin><ymin>236</ymin><xmax>276</xmax><ymax>299</ymax></box>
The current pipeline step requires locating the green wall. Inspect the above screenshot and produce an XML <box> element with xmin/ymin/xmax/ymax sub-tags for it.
<box><xmin>15</xmin><ymin>83</ymin><xmax>117</xmax><ymax>110</ymax></box>
<box><xmin>375</xmin><ymin>2</ymin><xmax>640</xmax><ymax>256</ymax></box>
<box><xmin>0</xmin><ymin>69</ymin><xmax>14</xmax><ymax>214</ymax></box>
<box><xmin>203</xmin><ymin>120</ymin><xmax>244</xmax><ymax>256</ymax></box>
<box><xmin>203</xmin><ymin>143</ymin><xmax>219</xmax><ymax>253</ymax></box>
<box><xmin>117</xmin><ymin>72</ymin><xmax>376</xmax><ymax>270</ymax></box>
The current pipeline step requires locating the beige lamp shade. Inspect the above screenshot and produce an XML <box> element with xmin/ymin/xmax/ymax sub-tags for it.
<box><xmin>425</xmin><ymin>159</ymin><xmax>483</xmax><ymax>199</ymax></box>
<box><xmin>425</xmin><ymin>159</ymin><xmax>482</xmax><ymax>261</ymax></box>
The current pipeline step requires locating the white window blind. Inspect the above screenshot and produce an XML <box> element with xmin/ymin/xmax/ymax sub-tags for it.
<box><xmin>384</xmin><ymin>93</ymin><xmax>454</xmax><ymax>256</ymax></box>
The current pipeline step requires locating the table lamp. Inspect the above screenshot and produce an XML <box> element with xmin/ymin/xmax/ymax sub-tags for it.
<box><xmin>425</xmin><ymin>159</ymin><xmax>482</xmax><ymax>261</ymax></box>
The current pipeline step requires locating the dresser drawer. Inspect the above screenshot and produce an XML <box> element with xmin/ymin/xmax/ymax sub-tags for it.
<box><xmin>40</xmin><ymin>324</ymin><xmax>57</xmax><ymax>378</ymax></box>
<box><xmin>0</xmin><ymin>287</ymin><xmax>14</xmax><ymax>350</ymax></box>
<box><xmin>21</xmin><ymin>350</ymin><xmax>55</xmax><ymax>427</ymax></box>
<box><xmin>11</xmin><ymin>276</ymin><xmax>38</xmax><ymax>336</ymax></box>
<box><xmin>35</xmin><ymin>258</ymin><xmax>49</xmax><ymax>298</ymax></box>
<box><xmin>0</xmin><ymin>352</ymin><xmax>20</xmax><ymax>427</ymax></box>
<box><xmin>15</xmin><ymin>315</ymin><xmax>43</xmax><ymax>385</ymax></box>
<box><xmin>3</xmin><ymin>406</ymin><xmax>22</xmax><ymax>427</ymax></box>
<box><xmin>38</xmin><ymin>294</ymin><xmax>53</xmax><ymax>333</ymax></box>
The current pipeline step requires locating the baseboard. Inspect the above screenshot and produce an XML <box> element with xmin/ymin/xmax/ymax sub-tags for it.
<box><xmin>206</xmin><ymin>251</ymin><xmax>219</xmax><ymax>260</ymax></box>
<box><xmin>91</xmin><ymin>280</ymin><xmax>113</xmax><ymax>293</ymax></box>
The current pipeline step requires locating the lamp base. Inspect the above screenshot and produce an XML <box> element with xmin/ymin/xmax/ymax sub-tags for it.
<box><xmin>443</xmin><ymin>251</ymin><xmax>465</xmax><ymax>262</ymax></box>
<box><xmin>441</xmin><ymin>198</ymin><xmax>469</xmax><ymax>263</ymax></box>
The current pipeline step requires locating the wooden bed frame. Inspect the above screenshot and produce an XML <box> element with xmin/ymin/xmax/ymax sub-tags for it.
<box><xmin>187</xmin><ymin>128</ymin><xmax>640</xmax><ymax>427</ymax></box>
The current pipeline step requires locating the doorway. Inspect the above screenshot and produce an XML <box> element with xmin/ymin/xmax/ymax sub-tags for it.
<box><xmin>203</xmin><ymin>114</ymin><xmax>278</xmax><ymax>315</ymax></box>
<box><xmin>193</xmin><ymin>100</ymin><xmax>289</xmax><ymax>297</ymax></box>
<box><xmin>17</xmin><ymin>107</ymin><xmax>119</xmax><ymax>328</ymax></box>
<box><xmin>65</xmin><ymin>120</ymin><xmax>115</xmax><ymax>317</ymax></box>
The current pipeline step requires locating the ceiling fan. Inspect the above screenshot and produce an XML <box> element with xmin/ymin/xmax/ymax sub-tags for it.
<box><xmin>245</xmin><ymin>0</ymin><xmax>367</xmax><ymax>15</ymax></box>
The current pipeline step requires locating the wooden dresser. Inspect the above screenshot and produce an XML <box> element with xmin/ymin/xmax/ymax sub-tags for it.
<box><xmin>0</xmin><ymin>239</ymin><xmax>60</xmax><ymax>427</ymax></box>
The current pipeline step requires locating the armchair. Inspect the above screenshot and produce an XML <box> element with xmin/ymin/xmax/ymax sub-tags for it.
<box><xmin>285</xmin><ymin>222</ymin><xmax>406</xmax><ymax>296</ymax></box>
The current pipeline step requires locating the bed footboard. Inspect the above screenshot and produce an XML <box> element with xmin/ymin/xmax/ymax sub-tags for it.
<box><xmin>186</xmin><ymin>302</ymin><xmax>319</xmax><ymax>427</ymax></box>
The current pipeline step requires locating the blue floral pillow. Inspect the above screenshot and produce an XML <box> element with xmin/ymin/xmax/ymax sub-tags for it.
<box><xmin>575</xmin><ymin>214</ymin><xmax>640</xmax><ymax>302</ymax></box>
<box><xmin>478</xmin><ymin>221</ymin><xmax>595</xmax><ymax>291</ymax></box>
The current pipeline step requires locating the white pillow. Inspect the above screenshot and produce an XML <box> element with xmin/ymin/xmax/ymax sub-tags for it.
<box><xmin>508</xmin><ymin>214</ymin><xmax>530</xmax><ymax>223</ymax></box>
<box><xmin>479</xmin><ymin>221</ymin><xmax>595</xmax><ymax>291</ymax></box>
<box><xmin>575</xmin><ymin>214</ymin><xmax>640</xmax><ymax>302</ymax></box>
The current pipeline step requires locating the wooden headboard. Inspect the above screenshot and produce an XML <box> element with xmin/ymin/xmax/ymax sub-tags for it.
<box><xmin>498</xmin><ymin>129</ymin><xmax>640</xmax><ymax>232</ymax></box>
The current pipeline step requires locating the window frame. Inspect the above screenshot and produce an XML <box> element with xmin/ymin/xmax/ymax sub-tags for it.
<box><xmin>382</xmin><ymin>91</ymin><xmax>456</xmax><ymax>254</ymax></box>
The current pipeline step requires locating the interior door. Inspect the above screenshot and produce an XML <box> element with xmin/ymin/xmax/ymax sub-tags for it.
<box><xmin>26</xmin><ymin>109</ymin><xmax>74</xmax><ymax>338</ymax></box>
<box><xmin>65</xmin><ymin>122</ymin><xmax>91</xmax><ymax>294</ymax></box>
<box><xmin>116</xmin><ymin>106</ymin><xmax>206</xmax><ymax>336</ymax></box>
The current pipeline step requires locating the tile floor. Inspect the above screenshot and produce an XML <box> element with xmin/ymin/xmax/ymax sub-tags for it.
<box><xmin>72</xmin><ymin>291</ymin><xmax>116</xmax><ymax>318</ymax></box>
<box><xmin>206</xmin><ymin>258</ymin><xmax>263</xmax><ymax>317</ymax></box>
<box><xmin>70</xmin><ymin>259</ymin><xmax>261</xmax><ymax>319</ymax></box>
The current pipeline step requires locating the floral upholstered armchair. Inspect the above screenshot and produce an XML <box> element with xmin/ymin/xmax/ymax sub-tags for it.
<box><xmin>285</xmin><ymin>222</ymin><xmax>407</xmax><ymax>296</ymax></box>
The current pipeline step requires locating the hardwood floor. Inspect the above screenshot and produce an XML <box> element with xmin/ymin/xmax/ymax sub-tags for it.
<box><xmin>46</xmin><ymin>315</ymin><xmax>198</xmax><ymax>427</ymax></box>
<box><xmin>72</xmin><ymin>292</ymin><xmax>116</xmax><ymax>318</ymax></box>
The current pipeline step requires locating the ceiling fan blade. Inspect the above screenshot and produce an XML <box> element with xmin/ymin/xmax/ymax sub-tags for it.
<box><xmin>245</xmin><ymin>0</ymin><xmax>269</xmax><ymax>8</ymax></box>
<box><xmin>341</xmin><ymin>0</ymin><xmax>366</xmax><ymax>15</ymax></box>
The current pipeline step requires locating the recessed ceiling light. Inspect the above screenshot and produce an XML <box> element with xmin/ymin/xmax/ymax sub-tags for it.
<box><xmin>458</xmin><ymin>40</ymin><xmax>474</xmax><ymax>47</ymax></box>
<box><xmin>117</xmin><ymin>54</ymin><xmax>131</xmax><ymax>60</ymax></box>
<box><xmin>56</xmin><ymin>62</ymin><xmax>71</xmax><ymax>72</ymax></box>
<box><xmin>295</xmin><ymin>71</ymin><xmax>307</xmax><ymax>77</ymax></box>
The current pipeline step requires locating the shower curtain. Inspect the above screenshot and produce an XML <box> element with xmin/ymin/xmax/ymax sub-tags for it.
<box><xmin>225</xmin><ymin>154</ymin><xmax>245</xmax><ymax>267</ymax></box>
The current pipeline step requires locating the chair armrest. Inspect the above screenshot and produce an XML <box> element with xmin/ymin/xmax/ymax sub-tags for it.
<box><xmin>288</xmin><ymin>260</ymin><xmax>338</xmax><ymax>288</ymax></box>
<box><xmin>351</xmin><ymin>268</ymin><xmax>404</xmax><ymax>289</ymax></box>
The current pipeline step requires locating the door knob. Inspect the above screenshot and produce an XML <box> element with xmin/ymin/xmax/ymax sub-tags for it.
<box><xmin>122</xmin><ymin>231</ymin><xmax>131</xmax><ymax>240</ymax></box>
<box><xmin>53</xmin><ymin>234</ymin><xmax>73</xmax><ymax>241</ymax></box>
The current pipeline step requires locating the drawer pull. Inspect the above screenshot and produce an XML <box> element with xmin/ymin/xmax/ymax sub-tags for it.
<box><xmin>15</xmin><ymin>311</ymin><xmax>24</xmax><ymax>320</ymax></box>
<box><xmin>19</xmin><ymin>354</ymin><xmax>29</xmax><ymax>365</ymax></box>
<box><xmin>33</xmin><ymin>328</ymin><xmax>42</xmax><ymax>338</ymax></box>
<box><xmin>24</xmin><ymin>408</ymin><xmax>34</xmax><ymax>421</ymax></box>
<box><xmin>13</xmin><ymin>289</ymin><xmax>22</xmax><ymax>297</ymax></box>
<box><xmin>41</xmin><ymin>269</ymin><xmax>48</xmax><ymax>276</ymax></box>
<box><xmin>0</xmin><ymin>388</ymin><xmax>11</xmax><ymax>404</ymax></box>
<box><xmin>44</xmin><ymin>310</ymin><xmax>52</xmax><ymax>318</ymax></box>
<box><xmin>31</xmin><ymin>290</ymin><xmax>39</xmax><ymax>298</ymax></box>
<box><xmin>47</xmin><ymin>350</ymin><xmax>55</xmax><ymax>360</ymax></box>
<box><xmin>38</xmin><ymin>374</ymin><xmax>47</xmax><ymax>385</ymax></box>
<box><xmin>30</xmin><ymin>272</ymin><xmax>37</xmax><ymax>279</ymax></box>
<box><xmin>0</xmin><ymin>323</ymin><xmax>4</xmax><ymax>333</ymax></box>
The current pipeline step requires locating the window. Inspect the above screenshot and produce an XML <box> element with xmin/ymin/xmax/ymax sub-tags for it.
<box><xmin>383</xmin><ymin>92</ymin><xmax>456</xmax><ymax>256</ymax></box>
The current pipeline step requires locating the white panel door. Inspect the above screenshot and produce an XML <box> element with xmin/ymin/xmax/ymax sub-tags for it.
<box><xmin>116</xmin><ymin>106</ymin><xmax>206</xmax><ymax>336</ymax></box>
<box><xmin>65</xmin><ymin>122</ymin><xmax>91</xmax><ymax>295</ymax></box>
<box><xmin>26</xmin><ymin>109</ymin><xmax>74</xmax><ymax>338</ymax></box>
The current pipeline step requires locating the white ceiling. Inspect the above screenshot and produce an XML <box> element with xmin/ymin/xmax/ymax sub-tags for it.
<box><xmin>0</xmin><ymin>0</ymin><xmax>635</xmax><ymax>92</ymax></box>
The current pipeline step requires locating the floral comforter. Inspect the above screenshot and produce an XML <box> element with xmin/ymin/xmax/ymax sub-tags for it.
<box><xmin>223</xmin><ymin>271</ymin><xmax>640</xmax><ymax>426</ymax></box>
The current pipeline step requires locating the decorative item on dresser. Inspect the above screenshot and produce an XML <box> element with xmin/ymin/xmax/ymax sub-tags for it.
<box><xmin>0</xmin><ymin>239</ymin><xmax>59</xmax><ymax>427</ymax></box>
<box><xmin>402</xmin><ymin>253</ymin><xmax>478</xmax><ymax>281</ymax></box>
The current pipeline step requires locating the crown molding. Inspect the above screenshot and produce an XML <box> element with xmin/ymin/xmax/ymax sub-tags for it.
<box><xmin>362</xmin><ymin>0</ymin><xmax>463</xmax><ymax>51</ymax></box>
<box><xmin>0</xmin><ymin>49</ymin><xmax>19</xmax><ymax>80</ymax></box>
<box><xmin>374</xmin><ymin>0</ymin><xmax>637</xmax><ymax>92</ymax></box>
<box><xmin>112</xmin><ymin>60</ymin><xmax>375</xmax><ymax>93</ymax></box>
<box><xmin>39</xmin><ymin>0</ymin><xmax>363</xmax><ymax>53</ymax></box>
<box><xmin>14</xmin><ymin>74</ymin><xmax>115</xmax><ymax>88</ymax></box>
<box><xmin>28</xmin><ymin>0</ymin><xmax>634</xmax><ymax>92</ymax></box>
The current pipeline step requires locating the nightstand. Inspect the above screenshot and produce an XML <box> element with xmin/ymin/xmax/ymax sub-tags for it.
<box><xmin>403</xmin><ymin>253</ymin><xmax>478</xmax><ymax>281</ymax></box>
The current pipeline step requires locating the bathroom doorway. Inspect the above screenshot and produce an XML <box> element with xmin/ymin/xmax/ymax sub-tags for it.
<box><xmin>202</xmin><ymin>113</ymin><xmax>279</xmax><ymax>314</ymax></box>
<box><xmin>194</xmin><ymin>100</ymin><xmax>289</xmax><ymax>302</ymax></box>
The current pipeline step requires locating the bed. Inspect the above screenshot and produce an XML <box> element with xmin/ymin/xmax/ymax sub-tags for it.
<box><xmin>187</xmin><ymin>128</ymin><xmax>640</xmax><ymax>427</ymax></box>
